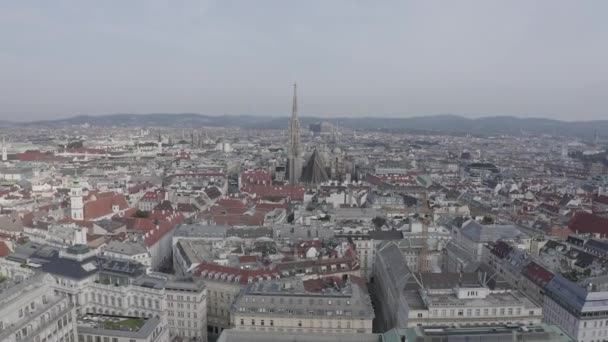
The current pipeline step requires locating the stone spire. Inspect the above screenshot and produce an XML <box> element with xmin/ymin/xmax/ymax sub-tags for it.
<box><xmin>1</xmin><ymin>137</ymin><xmax>6</xmax><ymax>162</ymax></box>
<box><xmin>288</xmin><ymin>83</ymin><xmax>301</xmax><ymax>184</ymax></box>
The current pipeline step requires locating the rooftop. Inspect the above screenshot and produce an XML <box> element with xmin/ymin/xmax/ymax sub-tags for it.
<box><xmin>391</xmin><ymin>324</ymin><xmax>574</xmax><ymax>342</ymax></box>
<box><xmin>77</xmin><ymin>314</ymin><xmax>161</xmax><ymax>338</ymax></box>
<box><xmin>79</xmin><ymin>315</ymin><xmax>146</xmax><ymax>332</ymax></box>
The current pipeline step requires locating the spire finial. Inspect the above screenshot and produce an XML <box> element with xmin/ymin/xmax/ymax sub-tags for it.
<box><xmin>292</xmin><ymin>83</ymin><xmax>298</xmax><ymax>119</ymax></box>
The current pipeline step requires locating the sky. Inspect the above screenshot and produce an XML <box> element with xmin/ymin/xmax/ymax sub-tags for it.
<box><xmin>1</xmin><ymin>1</ymin><xmax>607</xmax><ymax>121</ymax></box>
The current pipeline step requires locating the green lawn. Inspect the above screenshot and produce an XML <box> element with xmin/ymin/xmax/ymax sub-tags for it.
<box><xmin>103</xmin><ymin>318</ymin><xmax>145</xmax><ymax>331</ymax></box>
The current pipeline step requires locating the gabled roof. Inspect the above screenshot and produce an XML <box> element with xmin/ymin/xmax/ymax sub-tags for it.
<box><xmin>569</xmin><ymin>212</ymin><xmax>608</xmax><ymax>235</ymax></box>
<box><xmin>301</xmin><ymin>149</ymin><xmax>329</xmax><ymax>184</ymax></box>
<box><xmin>522</xmin><ymin>261</ymin><xmax>554</xmax><ymax>287</ymax></box>
<box><xmin>83</xmin><ymin>193</ymin><xmax>129</xmax><ymax>220</ymax></box>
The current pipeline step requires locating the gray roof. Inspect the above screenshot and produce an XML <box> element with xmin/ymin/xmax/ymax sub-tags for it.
<box><xmin>105</xmin><ymin>240</ymin><xmax>148</xmax><ymax>256</ymax></box>
<box><xmin>369</xmin><ymin>230</ymin><xmax>403</xmax><ymax>240</ymax></box>
<box><xmin>218</xmin><ymin>330</ymin><xmax>379</xmax><ymax>342</ymax></box>
<box><xmin>544</xmin><ymin>275</ymin><xmax>608</xmax><ymax>316</ymax></box>
<box><xmin>234</xmin><ymin>279</ymin><xmax>374</xmax><ymax>320</ymax></box>
<box><xmin>375</xmin><ymin>241</ymin><xmax>413</xmax><ymax>293</ymax></box>
<box><xmin>174</xmin><ymin>223</ymin><xmax>228</xmax><ymax>238</ymax></box>
<box><xmin>460</xmin><ymin>220</ymin><xmax>526</xmax><ymax>242</ymax></box>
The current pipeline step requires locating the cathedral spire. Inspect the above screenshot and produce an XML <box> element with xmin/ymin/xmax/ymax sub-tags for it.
<box><xmin>292</xmin><ymin>83</ymin><xmax>298</xmax><ymax>119</ymax></box>
<box><xmin>288</xmin><ymin>83</ymin><xmax>301</xmax><ymax>185</ymax></box>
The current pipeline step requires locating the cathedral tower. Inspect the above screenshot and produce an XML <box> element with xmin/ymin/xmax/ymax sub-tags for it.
<box><xmin>288</xmin><ymin>83</ymin><xmax>302</xmax><ymax>184</ymax></box>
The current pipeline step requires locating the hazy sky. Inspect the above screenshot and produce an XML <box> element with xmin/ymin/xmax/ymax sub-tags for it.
<box><xmin>1</xmin><ymin>1</ymin><xmax>607</xmax><ymax>121</ymax></box>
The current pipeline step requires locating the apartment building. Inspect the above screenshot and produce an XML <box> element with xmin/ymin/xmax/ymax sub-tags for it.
<box><xmin>374</xmin><ymin>241</ymin><xmax>542</xmax><ymax>331</ymax></box>
<box><xmin>543</xmin><ymin>275</ymin><xmax>608</xmax><ymax>342</ymax></box>
<box><xmin>231</xmin><ymin>277</ymin><xmax>374</xmax><ymax>335</ymax></box>
<box><xmin>165</xmin><ymin>279</ymin><xmax>207</xmax><ymax>341</ymax></box>
<box><xmin>0</xmin><ymin>273</ymin><xmax>78</xmax><ymax>342</ymax></box>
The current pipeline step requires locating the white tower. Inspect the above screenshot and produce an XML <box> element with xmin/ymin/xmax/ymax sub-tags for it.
<box><xmin>157</xmin><ymin>131</ymin><xmax>163</xmax><ymax>154</ymax></box>
<box><xmin>70</xmin><ymin>182</ymin><xmax>84</xmax><ymax>220</ymax></box>
<box><xmin>1</xmin><ymin>137</ymin><xmax>7</xmax><ymax>162</ymax></box>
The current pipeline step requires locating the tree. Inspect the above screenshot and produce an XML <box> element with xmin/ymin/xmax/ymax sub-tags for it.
<box><xmin>372</xmin><ymin>216</ymin><xmax>387</xmax><ymax>229</ymax></box>
<box><xmin>133</xmin><ymin>210</ymin><xmax>149</xmax><ymax>218</ymax></box>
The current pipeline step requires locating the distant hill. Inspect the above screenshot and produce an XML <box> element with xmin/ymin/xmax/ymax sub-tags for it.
<box><xmin>17</xmin><ymin>113</ymin><xmax>608</xmax><ymax>137</ymax></box>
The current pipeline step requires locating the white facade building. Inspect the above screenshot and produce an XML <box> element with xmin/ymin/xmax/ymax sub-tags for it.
<box><xmin>0</xmin><ymin>273</ymin><xmax>78</xmax><ymax>342</ymax></box>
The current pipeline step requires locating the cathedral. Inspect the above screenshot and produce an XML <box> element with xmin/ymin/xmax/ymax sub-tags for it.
<box><xmin>286</xmin><ymin>84</ymin><xmax>347</xmax><ymax>185</ymax></box>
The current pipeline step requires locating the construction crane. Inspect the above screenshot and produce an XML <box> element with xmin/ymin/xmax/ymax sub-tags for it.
<box><xmin>418</xmin><ymin>192</ymin><xmax>432</xmax><ymax>273</ymax></box>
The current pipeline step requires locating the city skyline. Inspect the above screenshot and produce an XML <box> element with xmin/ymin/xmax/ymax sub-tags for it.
<box><xmin>1</xmin><ymin>0</ymin><xmax>607</xmax><ymax>121</ymax></box>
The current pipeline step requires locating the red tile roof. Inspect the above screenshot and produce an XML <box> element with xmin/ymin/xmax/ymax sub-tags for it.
<box><xmin>568</xmin><ymin>212</ymin><xmax>608</xmax><ymax>235</ymax></box>
<box><xmin>238</xmin><ymin>255</ymin><xmax>258</xmax><ymax>263</ymax></box>
<box><xmin>83</xmin><ymin>193</ymin><xmax>129</xmax><ymax>220</ymax></box>
<box><xmin>194</xmin><ymin>262</ymin><xmax>280</xmax><ymax>285</ymax></box>
<box><xmin>241</xmin><ymin>185</ymin><xmax>305</xmax><ymax>201</ymax></box>
<box><xmin>17</xmin><ymin>150</ymin><xmax>59</xmax><ymax>162</ymax></box>
<box><xmin>523</xmin><ymin>261</ymin><xmax>554</xmax><ymax>287</ymax></box>
<box><xmin>120</xmin><ymin>211</ymin><xmax>185</xmax><ymax>247</ymax></box>
<box><xmin>303</xmin><ymin>277</ymin><xmax>342</xmax><ymax>292</ymax></box>
<box><xmin>0</xmin><ymin>241</ymin><xmax>11</xmax><ymax>257</ymax></box>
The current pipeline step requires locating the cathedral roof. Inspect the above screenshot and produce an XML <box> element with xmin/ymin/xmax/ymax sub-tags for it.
<box><xmin>301</xmin><ymin>149</ymin><xmax>329</xmax><ymax>184</ymax></box>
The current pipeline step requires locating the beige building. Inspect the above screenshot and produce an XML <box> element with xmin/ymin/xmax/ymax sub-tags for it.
<box><xmin>374</xmin><ymin>241</ymin><xmax>542</xmax><ymax>331</ymax></box>
<box><xmin>202</xmin><ymin>279</ymin><xmax>242</xmax><ymax>337</ymax></box>
<box><xmin>231</xmin><ymin>278</ymin><xmax>374</xmax><ymax>335</ymax></box>
<box><xmin>165</xmin><ymin>279</ymin><xmax>207</xmax><ymax>341</ymax></box>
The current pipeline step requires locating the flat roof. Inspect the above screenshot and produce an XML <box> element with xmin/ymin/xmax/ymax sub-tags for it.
<box><xmin>77</xmin><ymin>314</ymin><xmax>159</xmax><ymax>338</ymax></box>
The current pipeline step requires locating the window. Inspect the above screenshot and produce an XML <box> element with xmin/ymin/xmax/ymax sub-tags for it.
<box><xmin>240</xmin><ymin>319</ymin><xmax>244</xmax><ymax>326</ymax></box>
<box><xmin>251</xmin><ymin>319</ymin><xmax>255</xmax><ymax>326</ymax></box>
<box><xmin>261</xmin><ymin>320</ymin><xmax>265</xmax><ymax>326</ymax></box>
<box><xmin>417</xmin><ymin>313</ymin><xmax>423</xmax><ymax>318</ymax></box>
<box><xmin>270</xmin><ymin>320</ymin><xmax>274</xmax><ymax>326</ymax></box>
<box><xmin>298</xmin><ymin>321</ymin><xmax>302</xmax><ymax>327</ymax></box>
